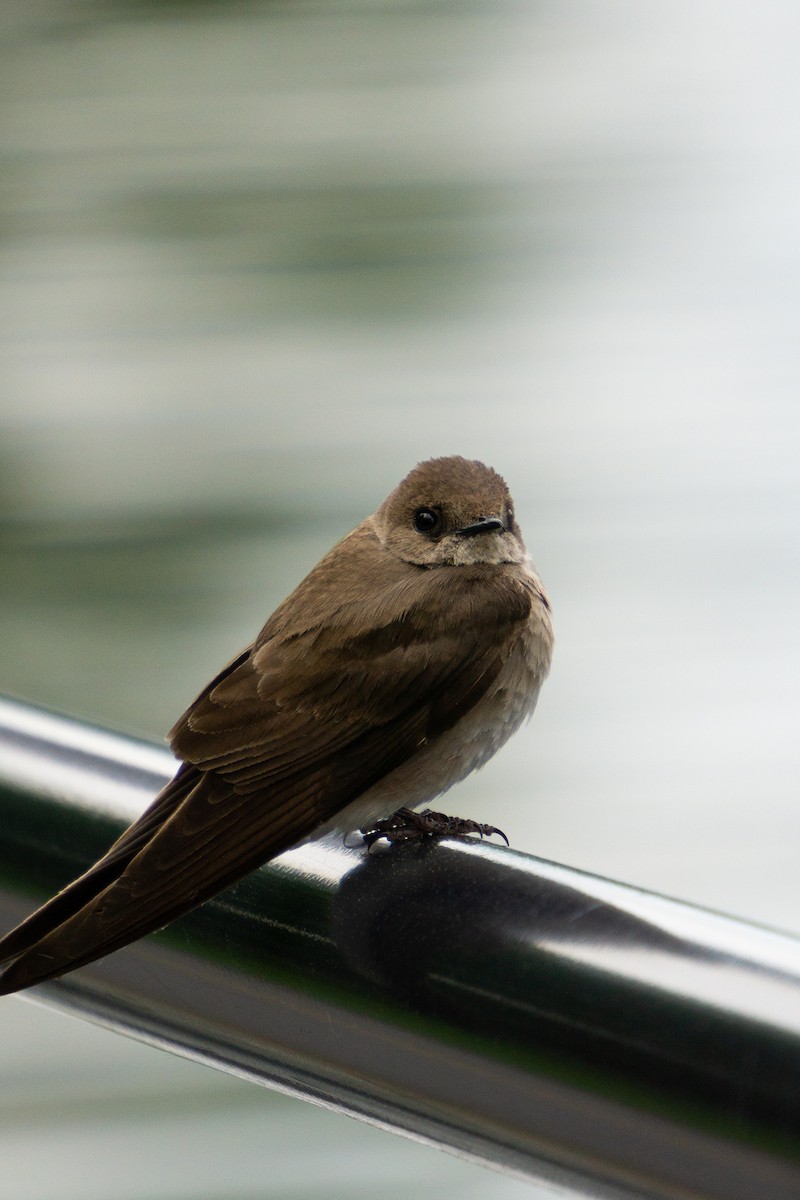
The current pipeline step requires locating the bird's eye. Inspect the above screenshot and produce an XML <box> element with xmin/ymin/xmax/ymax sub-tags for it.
<box><xmin>413</xmin><ymin>508</ymin><xmax>442</xmax><ymax>534</ymax></box>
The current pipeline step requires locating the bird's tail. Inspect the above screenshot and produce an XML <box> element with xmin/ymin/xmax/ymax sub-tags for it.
<box><xmin>0</xmin><ymin>763</ymin><xmax>200</xmax><ymax>995</ymax></box>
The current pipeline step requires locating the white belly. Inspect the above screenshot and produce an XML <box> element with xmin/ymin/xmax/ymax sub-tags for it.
<box><xmin>311</xmin><ymin>585</ymin><xmax>553</xmax><ymax>839</ymax></box>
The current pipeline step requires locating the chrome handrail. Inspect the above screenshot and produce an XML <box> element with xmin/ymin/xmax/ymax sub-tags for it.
<box><xmin>0</xmin><ymin>694</ymin><xmax>798</xmax><ymax>1200</ymax></box>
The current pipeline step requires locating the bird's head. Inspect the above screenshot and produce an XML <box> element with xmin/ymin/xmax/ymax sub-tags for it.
<box><xmin>373</xmin><ymin>456</ymin><xmax>527</xmax><ymax>567</ymax></box>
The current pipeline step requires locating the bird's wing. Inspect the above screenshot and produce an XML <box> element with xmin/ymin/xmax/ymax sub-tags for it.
<box><xmin>0</xmin><ymin>643</ymin><xmax>256</xmax><ymax>961</ymax></box>
<box><xmin>0</xmin><ymin>558</ymin><xmax>532</xmax><ymax>993</ymax></box>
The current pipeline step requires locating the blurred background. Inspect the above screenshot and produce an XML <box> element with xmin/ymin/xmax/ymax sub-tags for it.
<box><xmin>2</xmin><ymin>1</ymin><xmax>799</xmax><ymax>1197</ymax></box>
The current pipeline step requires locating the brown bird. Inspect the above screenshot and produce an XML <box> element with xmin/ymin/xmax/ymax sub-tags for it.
<box><xmin>0</xmin><ymin>456</ymin><xmax>553</xmax><ymax>995</ymax></box>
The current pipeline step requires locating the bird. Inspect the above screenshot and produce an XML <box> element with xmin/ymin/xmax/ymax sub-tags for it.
<box><xmin>0</xmin><ymin>456</ymin><xmax>553</xmax><ymax>995</ymax></box>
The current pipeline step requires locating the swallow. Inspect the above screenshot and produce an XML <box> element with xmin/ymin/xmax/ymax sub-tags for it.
<box><xmin>0</xmin><ymin>456</ymin><xmax>553</xmax><ymax>994</ymax></box>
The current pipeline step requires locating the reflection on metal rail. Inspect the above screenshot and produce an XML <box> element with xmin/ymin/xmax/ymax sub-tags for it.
<box><xmin>0</xmin><ymin>694</ymin><xmax>798</xmax><ymax>1200</ymax></box>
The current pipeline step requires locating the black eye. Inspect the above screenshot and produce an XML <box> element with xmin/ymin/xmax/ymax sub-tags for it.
<box><xmin>413</xmin><ymin>508</ymin><xmax>441</xmax><ymax>534</ymax></box>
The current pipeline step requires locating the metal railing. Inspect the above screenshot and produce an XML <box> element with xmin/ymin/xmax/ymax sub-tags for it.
<box><xmin>0</xmin><ymin>693</ymin><xmax>799</xmax><ymax>1200</ymax></box>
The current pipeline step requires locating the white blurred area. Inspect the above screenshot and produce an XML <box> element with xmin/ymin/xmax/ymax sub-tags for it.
<box><xmin>1</xmin><ymin>2</ymin><xmax>799</xmax><ymax>1197</ymax></box>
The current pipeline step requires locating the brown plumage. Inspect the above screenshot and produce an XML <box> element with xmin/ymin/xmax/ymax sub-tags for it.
<box><xmin>0</xmin><ymin>457</ymin><xmax>553</xmax><ymax>994</ymax></box>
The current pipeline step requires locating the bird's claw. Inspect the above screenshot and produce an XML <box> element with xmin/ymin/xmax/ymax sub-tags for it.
<box><xmin>361</xmin><ymin>806</ymin><xmax>509</xmax><ymax>848</ymax></box>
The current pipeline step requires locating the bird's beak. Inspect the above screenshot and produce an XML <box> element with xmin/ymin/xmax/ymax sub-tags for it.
<box><xmin>457</xmin><ymin>516</ymin><xmax>505</xmax><ymax>538</ymax></box>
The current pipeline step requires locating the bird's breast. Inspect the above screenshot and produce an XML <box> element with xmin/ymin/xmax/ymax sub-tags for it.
<box><xmin>317</xmin><ymin>576</ymin><xmax>553</xmax><ymax>838</ymax></box>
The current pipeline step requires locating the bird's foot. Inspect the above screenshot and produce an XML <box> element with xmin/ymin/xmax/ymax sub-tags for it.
<box><xmin>361</xmin><ymin>806</ymin><xmax>508</xmax><ymax>848</ymax></box>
